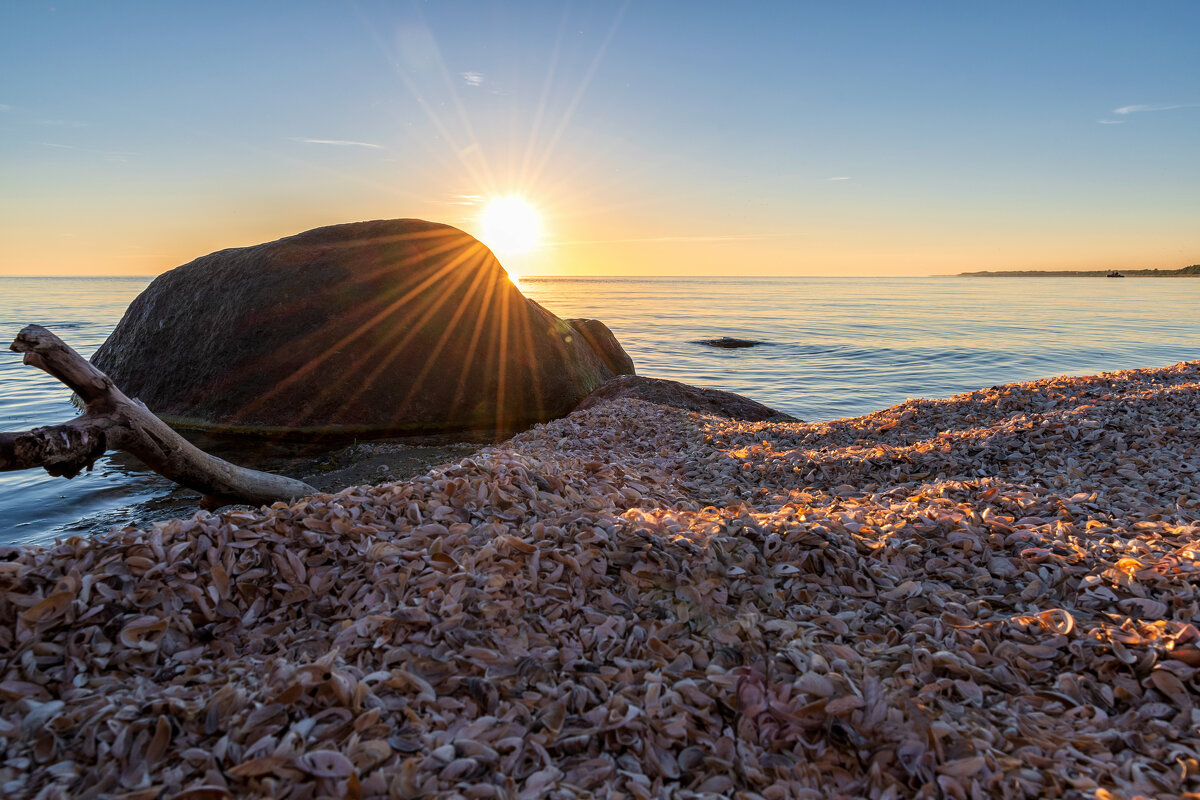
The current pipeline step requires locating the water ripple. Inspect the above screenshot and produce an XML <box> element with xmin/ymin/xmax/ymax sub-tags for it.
<box><xmin>2</xmin><ymin>275</ymin><xmax>1199</xmax><ymax>543</ymax></box>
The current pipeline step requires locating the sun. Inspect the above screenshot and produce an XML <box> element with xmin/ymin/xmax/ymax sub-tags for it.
<box><xmin>479</xmin><ymin>196</ymin><xmax>542</xmax><ymax>258</ymax></box>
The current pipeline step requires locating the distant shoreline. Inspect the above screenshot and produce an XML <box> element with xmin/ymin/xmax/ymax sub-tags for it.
<box><xmin>958</xmin><ymin>264</ymin><xmax>1200</xmax><ymax>277</ymax></box>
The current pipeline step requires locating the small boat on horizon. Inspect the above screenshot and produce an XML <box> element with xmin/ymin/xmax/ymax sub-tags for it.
<box><xmin>1106</xmin><ymin>270</ymin><xmax>1124</xmax><ymax>278</ymax></box>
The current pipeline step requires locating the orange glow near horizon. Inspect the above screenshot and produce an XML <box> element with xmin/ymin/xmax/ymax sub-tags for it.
<box><xmin>3</xmin><ymin>209</ymin><xmax>1195</xmax><ymax>280</ymax></box>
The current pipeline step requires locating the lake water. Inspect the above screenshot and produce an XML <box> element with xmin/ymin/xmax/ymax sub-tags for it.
<box><xmin>2</xmin><ymin>275</ymin><xmax>1197</xmax><ymax>543</ymax></box>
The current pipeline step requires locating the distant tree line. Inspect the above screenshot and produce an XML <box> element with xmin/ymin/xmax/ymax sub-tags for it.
<box><xmin>958</xmin><ymin>264</ymin><xmax>1200</xmax><ymax>277</ymax></box>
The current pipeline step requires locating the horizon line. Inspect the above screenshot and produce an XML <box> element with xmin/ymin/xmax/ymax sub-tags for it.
<box><xmin>3</xmin><ymin>265</ymin><xmax>1196</xmax><ymax>280</ymax></box>
<box><xmin>0</xmin><ymin>272</ymin><xmax>1154</xmax><ymax>280</ymax></box>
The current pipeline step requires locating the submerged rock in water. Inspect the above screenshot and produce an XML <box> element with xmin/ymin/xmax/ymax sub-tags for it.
<box><xmin>92</xmin><ymin>219</ymin><xmax>634</xmax><ymax>436</ymax></box>
<box><xmin>575</xmin><ymin>374</ymin><xmax>798</xmax><ymax>421</ymax></box>
<box><xmin>697</xmin><ymin>336</ymin><xmax>762</xmax><ymax>349</ymax></box>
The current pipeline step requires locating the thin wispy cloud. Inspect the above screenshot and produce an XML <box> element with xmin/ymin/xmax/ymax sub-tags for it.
<box><xmin>39</xmin><ymin>142</ymin><xmax>137</xmax><ymax>160</ymax></box>
<box><xmin>543</xmin><ymin>233</ymin><xmax>795</xmax><ymax>247</ymax></box>
<box><xmin>289</xmin><ymin>137</ymin><xmax>383</xmax><ymax>149</ymax></box>
<box><xmin>1096</xmin><ymin>119</ymin><xmax>1125</xmax><ymax>125</ymax></box>
<box><xmin>460</xmin><ymin>70</ymin><xmax>509</xmax><ymax>95</ymax></box>
<box><xmin>0</xmin><ymin>104</ymin><xmax>11</xmax><ymax>112</ymax></box>
<box><xmin>1113</xmin><ymin>103</ymin><xmax>1197</xmax><ymax>115</ymax></box>
<box><xmin>442</xmin><ymin>194</ymin><xmax>486</xmax><ymax>206</ymax></box>
<box><xmin>827</xmin><ymin>176</ymin><xmax>851</xmax><ymax>181</ymax></box>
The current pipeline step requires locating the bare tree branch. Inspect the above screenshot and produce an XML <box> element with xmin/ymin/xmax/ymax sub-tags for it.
<box><xmin>2</xmin><ymin>325</ymin><xmax>317</xmax><ymax>507</ymax></box>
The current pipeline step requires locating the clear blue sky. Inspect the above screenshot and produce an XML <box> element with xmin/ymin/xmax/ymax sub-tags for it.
<box><xmin>2</xmin><ymin>1</ymin><xmax>1197</xmax><ymax>275</ymax></box>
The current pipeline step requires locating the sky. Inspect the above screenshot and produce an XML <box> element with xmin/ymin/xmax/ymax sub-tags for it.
<box><xmin>1</xmin><ymin>1</ymin><xmax>1197</xmax><ymax>277</ymax></box>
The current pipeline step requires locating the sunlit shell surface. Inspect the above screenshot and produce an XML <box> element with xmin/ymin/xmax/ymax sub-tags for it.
<box><xmin>2</xmin><ymin>361</ymin><xmax>1200</xmax><ymax>799</ymax></box>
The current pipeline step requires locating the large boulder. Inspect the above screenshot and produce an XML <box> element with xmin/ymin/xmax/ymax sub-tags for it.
<box><xmin>91</xmin><ymin>219</ymin><xmax>634</xmax><ymax>437</ymax></box>
<box><xmin>575</xmin><ymin>375</ymin><xmax>798</xmax><ymax>422</ymax></box>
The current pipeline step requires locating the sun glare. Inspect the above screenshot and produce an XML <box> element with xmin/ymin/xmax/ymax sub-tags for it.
<box><xmin>480</xmin><ymin>196</ymin><xmax>542</xmax><ymax>258</ymax></box>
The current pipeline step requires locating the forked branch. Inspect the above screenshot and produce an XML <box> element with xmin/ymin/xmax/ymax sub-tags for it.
<box><xmin>1</xmin><ymin>325</ymin><xmax>317</xmax><ymax>507</ymax></box>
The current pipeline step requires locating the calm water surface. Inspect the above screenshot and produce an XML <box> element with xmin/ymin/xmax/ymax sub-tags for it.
<box><xmin>2</xmin><ymin>275</ymin><xmax>1197</xmax><ymax>542</ymax></box>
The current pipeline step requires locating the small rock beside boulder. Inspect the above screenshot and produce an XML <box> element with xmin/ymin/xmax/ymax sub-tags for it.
<box><xmin>92</xmin><ymin>219</ymin><xmax>635</xmax><ymax>437</ymax></box>
<box><xmin>567</xmin><ymin>318</ymin><xmax>636</xmax><ymax>376</ymax></box>
<box><xmin>575</xmin><ymin>375</ymin><xmax>798</xmax><ymax>422</ymax></box>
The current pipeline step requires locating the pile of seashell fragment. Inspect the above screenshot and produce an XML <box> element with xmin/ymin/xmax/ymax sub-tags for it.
<box><xmin>2</xmin><ymin>361</ymin><xmax>1200</xmax><ymax>799</ymax></box>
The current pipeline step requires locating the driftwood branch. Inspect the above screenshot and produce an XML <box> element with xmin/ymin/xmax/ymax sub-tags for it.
<box><xmin>1</xmin><ymin>325</ymin><xmax>317</xmax><ymax>507</ymax></box>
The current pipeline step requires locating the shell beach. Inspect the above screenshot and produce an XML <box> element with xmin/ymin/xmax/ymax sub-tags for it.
<box><xmin>2</xmin><ymin>361</ymin><xmax>1199</xmax><ymax>799</ymax></box>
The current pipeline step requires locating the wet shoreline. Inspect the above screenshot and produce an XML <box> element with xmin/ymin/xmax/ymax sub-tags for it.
<box><xmin>56</xmin><ymin>432</ymin><xmax>494</xmax><ymax>539</ymax></box>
